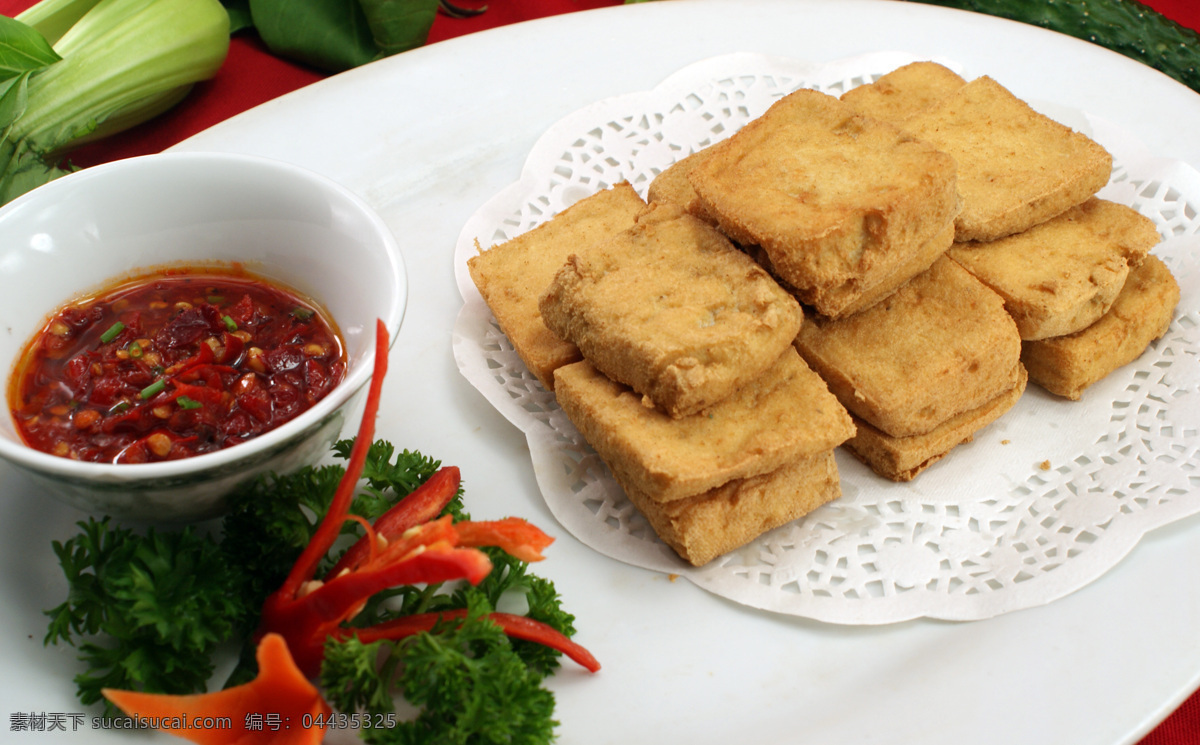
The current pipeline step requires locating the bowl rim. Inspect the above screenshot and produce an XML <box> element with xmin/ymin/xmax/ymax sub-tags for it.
<box><xmin>0</xmin><ymin>151</ymin><xmax>407</xmax><ymax>481</ymax></box>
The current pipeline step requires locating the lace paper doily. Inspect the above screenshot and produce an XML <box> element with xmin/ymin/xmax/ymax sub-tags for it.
<box><xmin>451</xmin><ymin>52</ymin><xmax>1200</xmax><ymax>624</ymax></box>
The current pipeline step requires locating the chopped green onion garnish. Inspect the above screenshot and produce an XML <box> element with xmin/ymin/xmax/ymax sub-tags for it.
<box><xmin>207</xmin><ymin>294</ymin><xmax>225</xmax><ymax>304</ymax></box>
<box><xmin>291</xmin><ymin>307</ymin><xmax>315</xmax><ymax>321</ymax></box>
<box><xmin>222</xmin><ymin>315</ymin><xmax>237</xmax><ymax>331</ymax></box>
<box><xmin>109</xmin><ymin>401</ymin><xmax>130</xmax><ymax>414</ymax></box>
<box><xmin>177</xmin><ymin>396</ymin><xmax>202</xmax><ymax>410</ymax></box>
<box><xmin>129</xmin><ymin>341</ymin><xmax>143</xmax><ymax>358</ymax></box>
<box><xmin>140</xmin><ymin>379</ymin><xmax>165</xmax><ymax>399</ymax></box>
<box><xmin>99</xmin><ymin>321</ymin><xmax>125</xmax><ymax>344</ymax></box>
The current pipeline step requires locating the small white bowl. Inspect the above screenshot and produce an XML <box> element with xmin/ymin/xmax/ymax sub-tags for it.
<box><xmin>0</xmin><ymin>152</ymin><xmax>406</xmax><ymax>522</ymax></box>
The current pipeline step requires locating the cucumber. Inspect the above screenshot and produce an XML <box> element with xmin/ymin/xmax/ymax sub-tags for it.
<box><xmin>909</xmin><ymin>0</ymin><xmax>1200</xmax><ymax>93</ymax></box>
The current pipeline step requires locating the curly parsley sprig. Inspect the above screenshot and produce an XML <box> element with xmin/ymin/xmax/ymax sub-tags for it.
<box><xmin>321</xmin><ymin>595</ymin><xmax>559</xmax><ymax>745</ymax></box>
<box><xmin>44</xmin><ymin>518</ymin><xmax>248</xmax><ymax>714</ymax></box>
<box><xmin>43</xmin><ymin>439</ymin><xmax>591</xmax><ymax>742</ymax></box>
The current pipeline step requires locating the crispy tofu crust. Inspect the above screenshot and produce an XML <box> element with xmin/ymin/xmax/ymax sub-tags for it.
<box><xmin>466</xmin><ymin>183</ymin><xmax>648</xmax><ymax>390</ymax></box>
<box><xmin>1022</xmin><ymin>254</ymin><xmax>1179</xmax><ymax>400</ymax></box>
<box><xmin>840</xmin><ymin>61</ymin><xmax>967</xmax><ymax>125</ymax></box>
<box><xmin>755</xmin><ymin>217</ymin><xmax>956</xmax><ymax>320</ymax></box>
<box><xmin>949</xmin><ymin>198</ymin><xmax>1161</xmax><ymax>340</ymax></box>
<box><xmin>845</xmin><ymin>365</ymin><xmax>1027</xmax><ymax>481</ymax></box>
<box><xmin>687</xmin><ymin>89</ymin><xmax>960</xmax><ymax>312</ymax></box>
<box><xmin>655</xmin><ymin>146</ymin><xmax>956</xmax><ymax>320</ymax></box>
<box><xmin>538</xmin><ymin>203</ymin><xmax>804</xmax><ymax>418</ymax></box>
<box><xmin>794</xmin><ymin>256</ymin><xmax>1022</xmax><ymax>438</ymax></box>
<box><xmin>647</xmin><ymin>149</ymin><xmax>715</xmax><ymax>220</ymax></box>
<box><xmin>905</xmin><ymin>75</ymin><xmax>1113</xmax><ymax>242</ymax></box>
<box><xmin>552</xmin><ymin>348</ymin><xmax>855</xmax><ymax>503</ymax></box>
<box><xmin>622</xmin><ymin>450</ymin><xmax>842</xmax><ymax>567</ymax></box>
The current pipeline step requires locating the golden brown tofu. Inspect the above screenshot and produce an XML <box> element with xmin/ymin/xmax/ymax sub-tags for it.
<box><xmin>845</xmin><ymin>365</ymin><xmax>1027</xmax><ymax>481</ymax></box>
<box><xmin>1022</xmin><ymin>254</ymin><xmax>1179</xmax><ymax>400</ymax></box>
<box><xmin>905</xmin><ymin>75</ymin><xmax>1112</xmax><ymax>242</ymax></box>
<box><xmin>552</xmin><ymin>347</ymin><xmax>854</xmax><ymax>503</ymax></box>
<box><xmin>647</xmin><ymin>148</ymin><xmax>715</xmax><ymax>220</ymax></box>
<box><xmin>622</xmin><ymin>450</ymin><xmax>841</xmax><ymax>567</ymax></box>
<box><xmin>539</xmin><ymin>203</ymin><xmax>803</xmax><ymax>418</ymax></box>
<box><xmin>687</xmin><ymin>88</ymin><xmax>960</xmax><ymax>318</ymax></box>
<box><xmin>755</xmin><ymin>218</ymin><xmax>956</xmax><ymax>319</ymax></box>
<box><xmin>840</xmin><ymin>60</ymin><xmax>967</xmax><ymax>125</ymax></box>
<box><xmin>467</xmin><ymin>182</ymin><xmax>647</xmax><ymax>390</ymax></box>
<box><xmin>949</xmin><ymin>198</ymin><xmax>1161</xmax><ymax>340</ymax></box>
<box><xmin>795</xmin><ymin>256</ymin><xmax>1022</xmax><ymax>438</ymax></box>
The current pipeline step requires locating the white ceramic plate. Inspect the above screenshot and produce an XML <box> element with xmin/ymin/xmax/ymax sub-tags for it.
<box><xmin>5</xmin><ymin>1</ymin><xmax>1200</xmax><ymax>743</ymax></box>
<box><xmin>450</xmin><ymin>49</ymin><xmax>1200</xmax><ymax>625</ymax></box>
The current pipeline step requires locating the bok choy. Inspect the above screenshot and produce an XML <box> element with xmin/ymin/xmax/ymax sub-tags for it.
<box><xmin>0</xmin><ymin>0</ymin><xmax>229</xmax><ymax>204</ymax></box>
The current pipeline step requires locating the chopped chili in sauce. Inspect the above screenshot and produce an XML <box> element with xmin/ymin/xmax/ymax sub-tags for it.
<box><xmin>9</xmin><ymin>267</ymin><xmax>346</xmax><ymax>464</ymax></box>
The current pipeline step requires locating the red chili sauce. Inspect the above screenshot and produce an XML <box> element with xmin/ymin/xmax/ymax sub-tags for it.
<box><xmin>9</xmin><ymin>267</ymin><xmax>346</xmax><ymax>464</ymax></box>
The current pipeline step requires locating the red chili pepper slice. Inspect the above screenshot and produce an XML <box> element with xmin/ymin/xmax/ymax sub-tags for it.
<box><xmin>167</xmin><ymin>381</ymin><xmax>225</xmax><ymax>407</ymax></box>
<box><xmin>323</xmin><ymin>465</ymin><xmax>461</xmax><ymax>580</ymax></box>
<box><xmin>453</xmin><ymin>517</ymin><xmax>555</xmax><ymax>563</ymax></box>
<box><xmin>342</xmin><ymin>610</ymin><xmax>601</xmax><ymax>673</ymax></box>
<box><xmin>255</xmin><ymin>319</ymin><xmax>598</xmax><ymax>679</ymax></box>
<box><xmin>264</xmin><ymin>320</ymin><xmax>391</xmax><ymax>606</ymax></box>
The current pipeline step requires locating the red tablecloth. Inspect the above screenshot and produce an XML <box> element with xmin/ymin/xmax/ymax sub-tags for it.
<box><xmin>0</xmin><ymin>0</ymin><xmax>624</xmax><ymax>167</ymax></box>
<box><xmin>1</xmin><ymin>0</ymin><xmax>1197</xmax><ymax>742</ymax></box>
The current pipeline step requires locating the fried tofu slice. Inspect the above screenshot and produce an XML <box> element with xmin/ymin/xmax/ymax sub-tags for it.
<box><xmin>622</xmin><ymin>450</ymin><xmax>841</xmax><ymax>567</ymax></box>
<box><xmin>552</xmin><ymin>348</ymin><xmax>854</xmax><ymax>504</ymax></box>
<box><xmin>794</xmin><ymin>256</ymin><xmax>1022</xmax><ymax>438</ymax></box>
<box><xmin>840</xmin><ymin>61</ymin><xmax>967</xmax><ymax>125</ymax></box>
<box><xmin>905</xmin><ymin>75</ymin><xmax>1112</xmax><ymax>242</ymax></box>
<box><xmin>687</xmin><ymin>88</ymin><xmax>960</xmax><ymax>319</ymax></box>
<box><xmin>753</xmin><ymin>218</ymin><xmax>956</xmax><ymax>319</ymax></box>
<box><xmin>1022</xmin><ymin>254</ymin><xmax>1179</xmax><ymax>400</ymax></box>
<box><xmin>467</xmin><ymin>183</ymin><xmax>647</xmax><ymax>390</ymax></box>
<box><xmin>656</xmin><ymin>136</ymin><xmax>955</xmax><ymax>320</ymax></box>
<box><xmin>647</xmin><ymin>148</ymin><xmax>715</xmax><ymax>220</ymax></box>
<box><xmin>846</xmin><ymin>365</ymin><xmax>1027</xmax><ymax>482</ymax></box>
<box><xmin>949</xmin><ymin>198</ymin><xmax>1161</xmax><ymax>340</ymax></box>
<box><xmin>539</xmin><ymin>203</ymin><xmax>803</xmax><ymax>418</ymax></box>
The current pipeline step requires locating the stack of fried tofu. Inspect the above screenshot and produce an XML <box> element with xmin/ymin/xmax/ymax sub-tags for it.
<box><xmin>655</xmin><ymin>62</ymin><xmax>1177</xmax><ymax>481</ymax></box>
<box><xmin>652</xmin><ymin>68</ymin><xmax>1026</xmax><ymax>482</ymax></box>
<box><xmin>470</xmin><ymin>189</ymin><xmax>854</xmax><ymax>567</ymax></box>
<box><xmin>845</xmin><ymin>62</ymin><xmax>1179</xmax><ymax>403</ymax></box>
<box><xmin>466</xmin><ymin>60</ymin><xmax>1180</xmax><ymax>565</ymax></box>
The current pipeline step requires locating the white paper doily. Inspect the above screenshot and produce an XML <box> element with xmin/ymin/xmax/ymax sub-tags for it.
<box><xmin>451</xmin><ymin>52</ymin><xmax>1200</xmax><ymax>624</ymax></box>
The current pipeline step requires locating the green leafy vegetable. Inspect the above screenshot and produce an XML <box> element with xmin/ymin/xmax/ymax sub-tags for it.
<box><xmin>323</xmin><ymin>598</ymin><xmax>559</xmax><ymax>745</ymax></box>
<box><xmin>384</xmin><ymin>610</ymin><xmax>558</xmax><ymax>745</ymax></box>
<box><xmin>0</xmin><ymin>0</ymin><xmax>230</xmax><ymax>204</ymax></box>
<box><xmin>361</xmin><ymin>0</ymin><xmax>441</xmax><ymax>57</ymax></box>
<box><xmin>908</xmin><ymin>0</ymin><xmax>1200</xmax><ymax>93</ymax></box>
<box><xmin>465</xmin><ymin>549</ymin><xmax>580</xmax><ymax>676</ymax></box>
<box><xmin>0</xmin><ymin>13</ymin><xmax>62</xmax><ymax>74</ymax></box>
<box><xmin>320</xmin><ymin>635</ymin><xmax>401</xmax><ymax>716</ymax></box>
<box><xmin>228</xmin><ymin>0</ymin><xmax>661</xmax><ymax>74</ymax></box>
<box><xmin>15</xmin><ymin>0</ymin><xmax>103</xmax><ymax>45</ymax></box>
<box><xmin>336</xmin><ymin>438</ymin><xmax>449</xmax><ymax>520</ymax></box>
<box><xmin>217</xmin><ymin>462</ymin><xmax>343</xmax><ymax>617</ymax></box>
<box><xmin>44</xmin><ymin>517</ymin><xmax>250</xmax><ymax>715</ymax></box>
<box><xmin>216</xmin><ymin>0</ymin><xmax>252</xmax><ymax>32</ymax></box>
<box><xmin>218</xmin><ymin>439</ymin><xmax>447</xmax><ymax>620</ymax></box>
<box><xmin>0</xmin><ymin>16</ymin><xmax>60</xmax><ymax>133</ymax></box>
<box><xmin>238</xmin><ymin>0</ymin><xmax>437</xmax><ymax>73</ymax></box>
<box><xmin>46</xmin><ymin>439</ymin><xmax>590</xmax><ymax>744</ymax></box>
